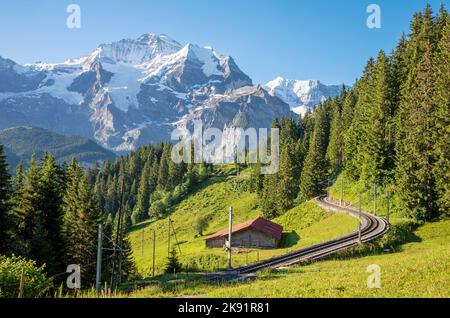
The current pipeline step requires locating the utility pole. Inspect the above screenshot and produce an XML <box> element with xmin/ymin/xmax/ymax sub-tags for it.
<box><xmin>358</xmin><ymin>194</ymin><xmax>362</xmax><ymax>244</ymax></box>
<box><xmin>170</xmin><ymin>218</ymin><xmax>182</xmax><ymax>255</ymax></box>
<box><xmin>116</xmin><ymin>174</ymin><xmax>126</xmax><ymax>287</ymax></box>
<box><xmin>387</xmin><ymin>191</ymin><xmax>391</xmax><ymax>224</ymax></box>
<box><xmin>96</xmin><ymin>224</ymin><xmax>103</xmax><ymax>294</ymax></box>
<box><xmin>326</xmin><ymin>179</ymin><xmax>331</xmax><ymax>199</ymax></box>
<box><xmin>152</xmin><ymin>230</ymin><xmax>156</xmax><ymax>277</ymax></box>
<box><xmin>227</xmin><ymin>207</ymin><xmax>233</xmax><ymax>271</ymax></box>
<box><xmin>168</xmin><ymin>217</ymin><xmax>171</xmax><ymax>258</ymax></box>
<box><xmin>141</xmin><ymin>229</ymin><xmax>144</xmax><ymax>257</ymax></box>
<box><xmin>18</xmin><ymin>267</ymin><xmax>25</xmax><ymax>298</ymax></box>
<box><xmin>340</xmin><ymin>176</ymin><xmax>344</xmax><ymax>206</ymax></box>
<box><xmin>373</xmin><ymin>183</ymin><xmax>377</xmax><ymax>216</ymax></box>
<box><xmin>235</xmin><ymin>145</ymin><xmax>239</xmax><ymax>176</ymax></box>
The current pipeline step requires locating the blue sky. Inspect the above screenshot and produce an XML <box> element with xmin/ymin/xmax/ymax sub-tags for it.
<box><xmin>0</xmin><ymin>0</ymin><xmax>445</xmax><ymax>85</ymax></box>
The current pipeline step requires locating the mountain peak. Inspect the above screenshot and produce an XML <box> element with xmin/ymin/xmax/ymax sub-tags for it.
<box><xmin>0</xmin><ymin>34</ymin><xmax>282</xmax><ymax>152</ymax></box>
<box><xmin>264</xmin><ymin>76</ymin><xmax>343</xmax><ymax>116</ymax></box>
<box><xmin>92</xmin><ymin>33</ymin><xmax>182</xmax><ymax>65</ymax></box>
<box><xmin>175</xmin><ymin>43</ymin><xmax>224</xmax><ymax>77</ymax></box>
<box><xmin>136</xmin><ymin>33</ymin><xmax>181</xmax><ymax>48</ymax></box>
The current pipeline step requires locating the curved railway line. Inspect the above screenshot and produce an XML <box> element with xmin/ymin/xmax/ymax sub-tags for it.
<box><xmin>236</xmin><ymin>196</ymin><xmax>390</xmax><ymax>274</ymax></box>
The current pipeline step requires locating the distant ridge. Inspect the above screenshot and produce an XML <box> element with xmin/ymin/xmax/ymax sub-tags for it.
<box><xmin>0</xmin><ymin>126</ymin><xmax>116</xmax><ymax>170</ymax></box>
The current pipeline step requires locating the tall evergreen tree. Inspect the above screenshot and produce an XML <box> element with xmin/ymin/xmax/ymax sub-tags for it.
<box><xmin>7</xmin><ymin>163</ymin><xmax>25</xmax><ymax>254</ymax></box>
<box><xmin>158</xmin><ymin>145</ymin><xmax>170</xmax><ymax>191</ymax></box>
<box><xmin>362</xmin><ymin>51</ymin><xmax>394</xmax><ymax>184</ymax></box>
<box><xmin>0</xmin><ymin>145</ymin><xmax>11</xmax><ymax>254</ymax></box>
<box><xmin>299</xmin><ymin>105</ymin><xmax>329</xmax><ymax>201</ymax></box>
<box><xmin>326</xmin><ymin>97</ymin><xmax>344</xmax><ymax>172</ymax></box>
<box><xmin>396</xmin><ymin>5</ymin><xmax>438</xmax><ymax>219</ymax></box>
<box><xmin>13</xmin><ymin>155</ymin><xmax>56</xmax><ymax>271</ymax></box>
<box><xmin>432</xmin><ymin>14</ymin><xmax>450</xmax><ymax>216</ymax></box>
<box><xmin>344</xmin><ymin>59</ymin><xmax>375</xmax><ymax>180</ymax></box>
<box><xmin>277</xmin><ymin>119</ymin><xmax>303</xmax><ymax>212</ymax></box>
<box><xmin>131</xmin><ymin>160</ymin><xmax>151</xmax><ymax>224</ymax></box>
<box><xmin>62</xmin><ymin>158</ymin><xmax>100</xmax><ymax>285</ymax></box>
<box><xmin>38</xmin><ymin>153</ymin><xmax>65</xmax><ymax>274</ymax></box>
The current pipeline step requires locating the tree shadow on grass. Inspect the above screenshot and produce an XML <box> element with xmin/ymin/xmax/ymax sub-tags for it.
<box><xmin>280</xmin><ymin>231</ymin><xmax>300</xmax><ymax>248</ymax></box>
<box><xmin>130</xmin><ymin>220</ymin><xmax>154</xmax><ymax>232</ymax></box>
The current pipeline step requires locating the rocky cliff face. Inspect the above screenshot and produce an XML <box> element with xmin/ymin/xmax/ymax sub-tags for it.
<box><xmin>264</xmin><ymin>76</ymin><xmax>343</xmax><ymax>116</ymax></box>
<box><xmin>0</xmin><ymin>34</ymin><xmax>294</xmax><ymax>152</ymax></box>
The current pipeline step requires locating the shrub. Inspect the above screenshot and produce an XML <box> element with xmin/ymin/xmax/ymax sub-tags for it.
<box><xmin>181</xmin><ymin>254</ymin><xmax>226</xmax><ymax>272</ymax></box>
<box><xmin>164</xmin><ymin>248</ymin><xmax>182</xmax><ymax>274</ymax></box>
<box><xmin>0</xmin><ymin>255</ymin><xmax>52</xmax><ymax>298</ymax></box>
<box><xmin>192</xmin><ymin>215</ymin><xmax>209</xmax><ymax>237</ymax></box>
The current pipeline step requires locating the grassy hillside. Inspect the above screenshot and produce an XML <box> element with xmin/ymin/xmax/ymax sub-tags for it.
<box><xmin>120</xmin><ymin>218</ymin><xmax>450</xmax><ymax>298</ymax></box>
<box><xmin>91</xmin><ymin>174</ymin><xmax>450</xmax><ymax>298</ymax></box>
<box><xmin>0</xmin><ymin>126</ymin><xmax>116</xmax><ymax>169</ymax></box>
<box><xmin>128</xmin><ymin>175</ymin><xmax>357</xmax><ymax>276</ymax></box>
<box><xmin>328</xmin><ymin>174</ymin><xmax>404</xmax><ymax>218</ymax></box>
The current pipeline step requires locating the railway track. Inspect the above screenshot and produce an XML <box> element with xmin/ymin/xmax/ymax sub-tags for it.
<box><xmin>236</xmin><ymin>196</ymin><xmax>390</xmax><ymax>274</ymax></box>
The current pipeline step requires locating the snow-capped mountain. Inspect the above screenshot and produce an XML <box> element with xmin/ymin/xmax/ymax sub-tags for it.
<box><xmin>264</xmin><ymin>76</ymin><xmax>343</xmax><ymax>116</ymax></box>
<box><xmin>0</xmin><ymin>34</ymin><xmax>291</xmax><ymax>152</ymax></box>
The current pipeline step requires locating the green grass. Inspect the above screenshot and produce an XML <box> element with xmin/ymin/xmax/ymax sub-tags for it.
<box><xmin>95</xmin><ymin>174</ymin><xmax>449</xmax><ymax>298</ymax></box>
<box><xmin>120</xmin><ymin>219</ymin><xmax>450</xmax><ymax>298</ymax></box>
<box><xmin>328</xmin><ymin>174</ymin><xmax>404</xmax><ymax>218</ymax></box>
<box><xmin>128</xmin><ymin>176</ymin><xmax>357</xmax><ymax>276</ymax></box>
<box><xmin>129</xmin><ymin>176</ymin><xmax>262</xmax><ymax>275</ymax></box>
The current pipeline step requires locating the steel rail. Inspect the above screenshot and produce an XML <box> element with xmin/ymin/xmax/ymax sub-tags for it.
<box><xmin>236</xmin><ymin>196</ymin><xmax>389</xmax><ymax>274</ymax></box>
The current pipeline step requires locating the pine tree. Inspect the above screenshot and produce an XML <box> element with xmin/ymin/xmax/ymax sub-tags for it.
<box><xmin>362</xmin><ymin>51</ymin><xmax>394</xmax><ymax>184</ymax></box>
<box><xmin>260</xmin><ymin>173</ymin><xmax>279</xmax><ymax>218</ymax></box>
<box><xmin>62</xmin><ymin>158</ymin><xmax>100</xmax><ymax>285</ymax></box>
<box><xmin>41</xmin><ymin>154</ymin><xmax>66</xmax><ymax>269</ymax></box>
<box><xmin>300</xmin><ymin>111</ymin><xmax>315</xmax><ymax>153</ymax></box>
<box><xmin>344</xmin><ymin>59</ymin><xmax>375</xmax><ymax>181</ymax></box>
<box><xmin>118</xmin><ymin>233</ymin><xmax>138</xmax><ymax>281</ymax></box>
<box><xmin>326</xmin><ymin>97</ymin><xmax>344</xmax><ymax>172</ymax></box>
<box><xmin>164</xmin><ymin>248</ymin><xmax>182</xmax><ymax>274</ymax></box>
<box><xmin>131</xmin><ymin>161</ymin><xmax>151</xmax><ymax>224</ymax></box>
<box><xmin>158</xmin><ymin>146</ymin><xmax>170</xmax><ymax>191</ymax></box>
<box><xmin>432</xmin><ymin>14</ymin><xmax>450</xmax><ymax>217</ymax></box>
<box><xmin>7</xmin><ymin>163</ymin><xmax>26</xmax><ymax>254</ymax></box>
<box><xmin>13</xmin><ymin>156</ymin><xmax>42</xmax><ymax>257</ymax></box>
<box><xmin>276</xmin><ymin>119</ymin><xmax>303</xmax><ymax>212</ymax></box>
<box><xmin>0</xmin><ymin>144</ymin><xmax>11</xmax><ymax>254</ymax></box>
<box><xmin>249</xmin><ymin>156</ymin><xmax>263</xmax><ymax>194</ymax></box>
<box><xmin>396</xmin><ymin>5</ymin><xmax>438</xmax><ymax>220</ymax></box>
<box><xmin>299</xmin><ymin>105</ymin><xmax>329</xmax><ymax>201</ymax></box>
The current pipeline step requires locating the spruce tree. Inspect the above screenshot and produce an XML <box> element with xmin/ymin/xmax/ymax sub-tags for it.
<box><xmin>344</xmin><ymin>59</ymin><xmax>375</xmax><ymax>181</ymax></box>
<box><xmin>277</xmin><ymin>119</ymin><xmax>303</xmax><ymax>212</ymax></box>
<box><xmin>396</xmin><ymin>5</ymin><xmax>438</xmax><ymax>220</ymax></box>
<box><xmin>249</xmin><ymin>155</ymin><xmax>263</xmax><ymax>194</ymax></box>
<box><xmin>326</xmin><ymin>98</ymin><xmax>344</xmax><ymax>172</ymax></box>
<box><xmin>132</xmin><ymin>161</ymin><xmax>151</xmax><ymax>224</ymax></box>
<box><xmin>0</xmin><ymin>145</ymin><xmax>11</xmax><ymax>254</ymax></box>
<box><xmin>13</xmin><ymin>156</ymin><xmax>42</xmax><ymax>257</ymax></box>
<box><xmin>299</xmin><ymin>106</ymin><xmax>329</xmax><ymax>201</ymax></box>
<box><xmin>432</xmin><ymin>14</ymin><xmax>450</xmax><ymax>217</ymax></box>
<box><xmin>165</xmin><ymin>248</ymin><xmax>182</xmax><ymax>274</ymax></box>
<box><xmin>6</xmin><ymin>163</ymin><xmax>27</xmax><ymax>255</ymax></box>
<box><xmin>62</xmin><ymin>158</ymin><xmax>100</xmax><ymax>285</ymax></box>
<box><xmin>362</xmin><ymin>51</ymin><xmax>394</xmax><ymax>184</ymax></box>
<box><xmin>39</xmin><ymin>153</ymin><xmax>65</xmax><ymax>274</ymax></box>
<box><xmin>158</xmin><ymin>146</ymin><xmax>170</xmax><ymax>191</ymax></box>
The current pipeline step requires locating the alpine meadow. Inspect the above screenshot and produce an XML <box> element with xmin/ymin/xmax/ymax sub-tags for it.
<box><xmin>0</xmin><ymin>2</ymin><xmax>448</xmax><ymax>303</ymax></box>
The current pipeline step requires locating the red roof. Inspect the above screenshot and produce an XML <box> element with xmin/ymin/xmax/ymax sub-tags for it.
<box><xmin>206</xmin><ymin>217</ymin><xmax>283</xmax><ymax>240</ymax></box>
